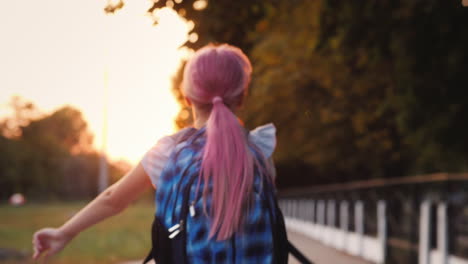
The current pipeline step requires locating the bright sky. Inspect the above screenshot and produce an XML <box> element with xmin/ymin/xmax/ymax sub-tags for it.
<box><xmin>0</xmin><ymin>0</ymin><xmax>192</xmax><ymax>164</ymax></box>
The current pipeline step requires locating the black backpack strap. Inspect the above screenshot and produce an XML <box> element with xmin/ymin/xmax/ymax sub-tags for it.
<box><xmin>142</xmin><ymin>251</ymin><xmax>153</xmax><ymax>264</ymax></box>
<box><xmin>256</xmin><ymin>158</ymin><xmax>313</xmax><ymax>264</ymax></box>
<box><xmin>288</xmin><ymin>240</ymin><xmax>313</xmax><ymax>264</ymax></box>
<box><xmin>142</xmin><ymin>213</ymin><xmax>173</xmax><ymax>264</ymax></box>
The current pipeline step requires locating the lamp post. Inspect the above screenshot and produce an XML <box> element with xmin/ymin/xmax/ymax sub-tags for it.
<box><xmin>98</xmin><ymin>0</ymin><xmax>122</xmax><ymax>193</ymax></box>
<box><xmin>98</xmin><ymin>65</ymin><xmax>109</xmax><ymax>193</ymax></box>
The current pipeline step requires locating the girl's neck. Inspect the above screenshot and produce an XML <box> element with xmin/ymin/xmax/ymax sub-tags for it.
<box><xmin>192</xmin><ymin>107</ymin><xmax>210</xmax><ymax>129</ymax></box>
<box><xmin>193</xmin><ymin>117</ymin><xmax>208</xmax><ymax>129</ymax></box>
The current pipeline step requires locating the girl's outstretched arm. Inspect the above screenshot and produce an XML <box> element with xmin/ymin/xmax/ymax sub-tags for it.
<box><xmin>32</xmin><ymin>162</ymin><xmax>151</xmax><ymax>261</ymax></box>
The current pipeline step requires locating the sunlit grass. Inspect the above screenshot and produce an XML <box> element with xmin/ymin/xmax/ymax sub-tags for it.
<box><xmin>0</xmin><ymin>201</ymin><xmax>155</xmax><ymax>264</ymax></box>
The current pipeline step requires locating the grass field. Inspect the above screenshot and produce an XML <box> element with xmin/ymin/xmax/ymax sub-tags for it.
<box><xmin>0</xmin><ymin>201</ymin><xmax>155</xmax><ymax>264</ymax></box>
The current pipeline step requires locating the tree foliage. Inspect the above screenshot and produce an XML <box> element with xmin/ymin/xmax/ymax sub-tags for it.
<box><xmin>109</xmin><ymin>0</ymin><xmax>468</xmax><ymax>188</ymax></box>
<box><xmin>240</xmin><ymin>1</ymin><xmax>406</xmax><ymax>186</ymax></box>
<box><xmin>140</xmin><ymin>0</ymin><xmax>282</xmax><ymax>128</ymax></box>
<box><xmin>312</xmin><ymin>0</ymin><xmax>468</xmax><ymax>171</ymax></box>
<box><xmin>147</xmin><ymin>0</ymin><xmax>278</xmax><ymax>51</ymax></box>
<box><xmin>0</xmin><ymin>97</ymin><xmax>128</xmax><ymax>200</ymax></box>
<box><xmin>242</xmin><ymin>0</ymin><xmax>468</xmax><ymax>187</ymax></box>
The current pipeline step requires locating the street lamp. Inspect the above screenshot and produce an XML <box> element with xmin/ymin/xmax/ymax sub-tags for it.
<box><xmin>98</xmin><ymin>0</ymin><xmax>124</xmax><ymax>193</ymax></box>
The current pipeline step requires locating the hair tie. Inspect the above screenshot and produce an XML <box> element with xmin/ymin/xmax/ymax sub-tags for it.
<box><xmin>212</xmin><ymin>96</ymin><xmax>223</xmax><ymax>104</ymax></box>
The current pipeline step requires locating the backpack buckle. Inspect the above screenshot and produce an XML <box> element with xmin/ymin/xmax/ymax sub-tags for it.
<box><xmin>189</xmin><ymin>202</ymin><xmax>196</xmax><ymax>217</ymax></box>
<box><xmin>168</xmin><ymin>220</ymin><xmax>184</xmax><ymax>239</ymax></box>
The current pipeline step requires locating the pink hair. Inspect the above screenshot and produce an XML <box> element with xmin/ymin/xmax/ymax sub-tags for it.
<box><xmin>182</xmin><ymin>44</ymin><xmax>253</xmax><ymax>240</ymax></box>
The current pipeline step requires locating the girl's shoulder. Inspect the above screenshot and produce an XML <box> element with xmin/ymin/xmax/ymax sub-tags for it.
<box><xmin>140</xmin><ymin>127</ymin><xmax>193</xmax><ymax>187</ymax></box>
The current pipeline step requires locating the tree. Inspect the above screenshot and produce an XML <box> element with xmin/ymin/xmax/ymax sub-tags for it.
<box><xmin>316</xmin><ymin>0</ymin><xmax>468</xmax><ymax>174</ymax></box>
<box><xmin>21</xmin><ymin>106</ymin><xmax>93</xmax><ymax>155</ymax></box>
<box><xmin>106</xmin><ymin>0</ymin><xmax>468</xmax><ymax>188</ymax></box>
<box><xmin>0</xmin><ymin>96</ymin><xmax>42</xmax><ymax>138</ymax></box>
<box><xmin>0</xmin><ymin>98</ymin><xmax>128</xmax><ymax>200</ymax></box>
<box><xmin>105</xmin><ymin>0</ymin><xmax>281</xmax><ymax>128</ymax></box>
<box><xmin>146</xmin><ymin>0</ymin><xmax>277</xmax><ymax>51</ymax></box>
<box><xmin>242</xmin><ymin>0</ymin><xmax>468</xmax><ymax>187</ymax></box>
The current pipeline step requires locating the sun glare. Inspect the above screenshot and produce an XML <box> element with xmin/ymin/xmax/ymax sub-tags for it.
<box><xmin>0</xmin><ymin>1</ymin><xmax>192</xmax><ymax>165</ymax></box>
<box><xmin>100</xmin><ymin>4</ymin><xmax>192</xmax><ymax>164</ymax></box>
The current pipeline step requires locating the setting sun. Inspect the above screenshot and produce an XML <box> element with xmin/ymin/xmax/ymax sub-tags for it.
<box><xmin>0</xmin><ymin>0</ymin><xmax>192</xmax><ymax>164</ymax></box>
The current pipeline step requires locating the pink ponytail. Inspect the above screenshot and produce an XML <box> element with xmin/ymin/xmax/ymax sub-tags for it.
<box><xmin>182</xmin><ymin>44</ymin><xmax>254</xmax><ymax>240</ymax></box>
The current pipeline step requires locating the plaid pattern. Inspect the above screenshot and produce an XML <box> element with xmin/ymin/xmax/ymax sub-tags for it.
<box><xmin>155</xmin><ymin>127</ymin><xmax>274</xmax><ymax>264</ymax></box>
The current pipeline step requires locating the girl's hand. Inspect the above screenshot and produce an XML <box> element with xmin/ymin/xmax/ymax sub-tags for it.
<box><xmin>32</xmin><ymin>227</ymin><xmax>73</xmax><ymax>261</ymax></box>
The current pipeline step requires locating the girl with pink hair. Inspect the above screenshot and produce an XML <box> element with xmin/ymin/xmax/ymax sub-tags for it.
<box><xmin>32</xmin><ymin>43</ymin><xmax>279</xmax><ymax>263</ymax></box>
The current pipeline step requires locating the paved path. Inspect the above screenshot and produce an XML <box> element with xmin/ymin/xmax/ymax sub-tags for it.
<box><xmin>287</xmin><ymin>230</ymin><xmax>372</xmax><ymax>264</ymax></box>
<box><xmin>122</xmin><ymin>230</ymin><xmax>372</xmax><ymax>264</ymax></box>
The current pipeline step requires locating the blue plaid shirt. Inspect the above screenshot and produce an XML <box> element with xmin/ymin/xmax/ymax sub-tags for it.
<box><xmin>154</xmin><ymin>126</ymin><xmax>275</xmax><ymax>264</ymax></box>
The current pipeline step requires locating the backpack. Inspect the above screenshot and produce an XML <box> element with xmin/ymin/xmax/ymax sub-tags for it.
<box><xmin>143</xmin><ymin>127</ymin><xmax>312</xmax><ymax>264</ymax></box>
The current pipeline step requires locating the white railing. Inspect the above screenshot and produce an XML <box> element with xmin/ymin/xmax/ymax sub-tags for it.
<box><xmin>280</xmin><ymin>199</ymin><xmax>468</xmax><ymax>264</ymax></box>
<box><xmin>420</xmin><ymin>201</ymin><xmax>468</xmax><ymax>264</ymax></box>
